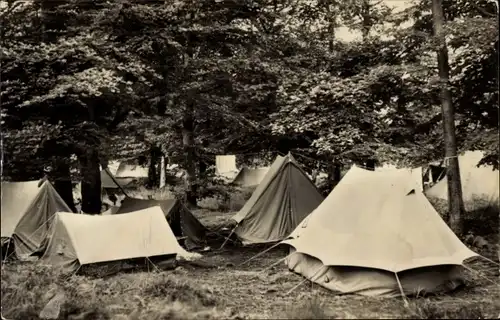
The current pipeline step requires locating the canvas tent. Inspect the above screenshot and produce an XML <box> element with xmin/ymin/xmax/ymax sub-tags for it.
<box><xmin>100</xmin><ymin>169</ymin><xmax>134</xmax><ymax>189</ymax></box>
<box><xmin>282</xmin><ymin>165</ymin><xmax>478</xmax><ymax>297</ymax></box>
<box><xmin>216</xmin><ymin>155</ymin><xmax>239</xmax><ymax>180</ymax></box>
<box><xmin>375</xmin><ymin>164</ymin><xmax>423</xmax><ymax>191</ymax></box>
<box><xmin>231</xmin><ymin>167</ymin><xmax>270</xmax><ymax>187</ymax></box>
<box><xmin>115</xmin><ymin>197</ymin><xmax>208</xmax><ymax>249</ymax></box>
<box><xmin>231</xmin><ymin>153</ymin><xmax>324</xmax><ymax>245</ymax></box>
<box><xmin>1</xmin><ymin>180</ymin><xmax>71</xmax><ymax>258</ymax></box>
<box><xmin>41</xmin><ymin>207</ymin><xmax>192</xmax><ymax>272</ymax></box>
<box><xmin>115</xmin><ymin>163</ymin><xmax>149</xmax><ymax>178</ymax></box>
<box><xmin>426</xmin><ymin>151</ymin><xmax>499</xmax><ymax>203</ymax></box>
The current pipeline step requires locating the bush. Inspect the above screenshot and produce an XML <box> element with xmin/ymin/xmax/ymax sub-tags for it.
<box><xmin>427</xmin><ymin>197</ymin><xmax>499</xmax><ymax>237</ymax></box>
<box><xmin>198</xmin><ymin>186</ymin><xmax>254</xmax><ymax>212</ymax></box>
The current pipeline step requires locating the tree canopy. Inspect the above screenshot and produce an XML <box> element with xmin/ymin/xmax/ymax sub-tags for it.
<box><xmin>1</xmin><ymin>0</ymin><xmax>498</xmax><ymax>191</ymax></box>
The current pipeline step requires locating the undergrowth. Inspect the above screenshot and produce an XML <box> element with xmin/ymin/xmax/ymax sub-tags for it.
<box><xmin>406</xmin><ymin>299</ymin><xmax>487</xmax><ymax>319</ymax></box>
<box><xmin>283</xmin><ymin>297</ymin><xmax>331</xmax><ymax>319</ymax></box>
<box><xmin>0</xmin><ymin>264</ymin><xmax>237</xmax><ymax>320</ymax></box>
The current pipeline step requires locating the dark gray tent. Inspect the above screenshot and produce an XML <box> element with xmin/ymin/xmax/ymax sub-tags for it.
<box><xmin>115</xmin><ymin>198</ymin><xmax>208</xmax><ymax>249</ymax></box>
<box><xmin>231</xmin><ymin>153</ymin><xmax>324</xmax><ymax>245</ymax></box>
<box><xmin>1</xmin><ymin>180</ymin><xmax>71</xmax><ymax>258</ymax></box>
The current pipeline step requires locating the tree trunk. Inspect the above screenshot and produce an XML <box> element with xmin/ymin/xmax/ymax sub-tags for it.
<box><xmin>52</xmin><ymin>160</ymin><xmax>77</xmax><ymax>213</ymax></box>
<box><xmin>331</xmin><ymin>162</ymin><xmax>342</xmax><ymax>187</ymax></box>
<box><xmin>79</xmin><ymin>148</ymin><xmax>102</xmax><ymax>214</ymax></box>
<box><xmin>361</xmin><ymin>0</ymin><xmax>371</xmax><ymax>40</ymax></box>
<box><xmin>432</xmin><ymin>0</ymin><xmax>464</xmax><ymax>236</ymax></box>
<box><xmin>199</xmin><ymin>160</ymin><xmax>207</xmax><ymax>176</ymax></box>
<box><xmin>365</xmin><ymin>159</ymin><xmax>376</xmax><ymax>171</ymax></box>
<box><xmin>182</xmin><ymin>101</ymin><xmax>197</xmax><ymax>207</ymax></box>
<box><xmin>148</xmin><ymin>146</ymin><xmax>160</xmax><ymax>188</ymax></box>
<box><xmin>325</xmin><ymin>4</ymin><xmax>336</xmax><ymax>51</ymax></box>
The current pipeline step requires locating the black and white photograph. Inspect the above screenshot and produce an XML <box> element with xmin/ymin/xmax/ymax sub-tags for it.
<box><xmin>0</xmin><ymin>0</ymin><xmax>499</xmax><ymax>318</ymax></box>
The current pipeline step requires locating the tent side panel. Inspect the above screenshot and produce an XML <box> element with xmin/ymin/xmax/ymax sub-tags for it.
<box><xmin>288</xmin><ymin>164</ymin><xmax>325</xmax><ymax>228</ymax></box>
<box><xmin>286</xmin><ymin>250</ymin><xmax>465</xmax><ymax>297</ymax></box>
<box><xmin>13</xmin><ymin>183</ymin><xmax>71</xmax><ymax>257</ymax></box>
<box><xmin>41</xmin><ymin>217</ymin><xmax>80</xmax><ymax>272</ymax></box>
<box><xmin>234</xmin><ymin>166</ymin><xmax>291</xmax><ymax>243</ymax></box>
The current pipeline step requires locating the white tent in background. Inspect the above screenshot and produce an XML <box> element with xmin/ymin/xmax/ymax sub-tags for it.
<box><xmin>115</xmin><ymin>163</ymin><xmax>149</xmax><ymax>178</ymax></box>
<box><xmin>216</xmin><ymin>155</ymin><xmax>237</xmax><ymax>174</ymax></box>
<box><xmin>216</xmin><ymin>155</ymin><xmax>239</xmax><ymax>180</ymax></box>
<box><xmin>426</xmin><ymin>151</ymin><xmax>499</xmax><ymax>203</ymax></box>
<box><xmin>102</xmin><ymin>161</ymin><xmax>121</xmax><ymax>176</ymax></box>
<box><xmin>376</xmin><ymin>164</ymin><xmax>424</xmax><ymax>191</ymax></box>
<box><xmin>282</xmin><ymin>165</ymin><xmax>478</xmax><ymax>297</ymax></box>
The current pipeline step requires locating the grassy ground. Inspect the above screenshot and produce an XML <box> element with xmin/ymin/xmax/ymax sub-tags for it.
<box><xmin>2</xmin><ymin>194</ymin><xmax>499</xmax><ymax>319</ymax></box>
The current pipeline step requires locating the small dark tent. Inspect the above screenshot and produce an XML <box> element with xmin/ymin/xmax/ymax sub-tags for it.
<box><xmin>115</xmin><ymin>198</ymin><xmax>208</xmax><ymax>249</ymax></box>
<box><xmin>231</xmin><ymin>153</ymin><xmax>325</xmax><ymax>245</ymax></box>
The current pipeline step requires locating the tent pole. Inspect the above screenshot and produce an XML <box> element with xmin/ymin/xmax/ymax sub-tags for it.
<box><xmin>1</xmin><ymin>240</ymin><xmax>12</xmax><ymax>268</ymax></box>
<box><xmin>218</xmin><ymin>226</ymin><xmax>237</xmax><ymax>250</ymax></box>
<box><xmin>394</xmin><ymin>272</ymin><xmax>409</xmax><ymax>307</ymax></box>
<box><xmin>259</xmin><ymin>253</ymin><xmax>293</xmax><ymax>273</ymax></box>
<box><xmin>286</xmin><ymin>265</ymin><xmax>325</xmax><ymax>295</ymax></box>
<box><xmin>104</xmin><ymin>167</ymin><xmax>130</xmax><ymax>198</ymax></box>
<box><xmin>461</xmin><ymin>264</ymin><xmax>499</xmax><ymax>285</ymax></box>
<box><xmin>238</xmin><ymin>241</ymin><xmax>284</xmax><ymax>267</ymax></box>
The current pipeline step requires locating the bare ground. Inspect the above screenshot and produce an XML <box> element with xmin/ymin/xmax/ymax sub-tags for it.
<box><xmin>1</xmin><ymin>209</ymin><xmax>499</xmax><ymax>319</ymax></box>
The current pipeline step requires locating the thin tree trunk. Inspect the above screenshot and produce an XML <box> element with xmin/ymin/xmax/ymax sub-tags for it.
<box><xmin>182</xmin><ymin>101</ymin><xmax>197</xmax><ymax>207</ymax></box>
<box><xmin>361</xmin><ymin>0</ymin><xmax>371</xmax><ymax>40</ymax></box>
<box><xmin>331</xmin><ymin>162</ymin><xmax>342</xmax><ymax>187</ymax></box>
<box><xmin>365</xmin><ymin>159</ymin><xmax>376</xmax><ymax>171</ymax></box>
<box><xmin>199</xmin><ymin>160</ymin><xmax>207</xmax><ymax>176</ymax></box>
<box><xmin>148</xmin><ymin>146</ymin><xmax>159</xmax><ymax>188</ymax></box>
<box><xmin>432</xmin><ymin>0</ymin><xmax>464</xmax><ymax>235</ymax></box>
<box><xmin>79</xmin><ymin>148</ymin><xmax>102</xmax><ymax>214</ymax></box>
<box><xmin>325</xmin><ymin>4</ymin><xmax>336</xmax><ymax>51</ymax></box>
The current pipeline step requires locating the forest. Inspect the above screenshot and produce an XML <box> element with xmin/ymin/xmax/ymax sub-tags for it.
<box><xmin>1</xmin><ymin>1</ymin><xmax>499</xmax><ymax>319</ymax></box>
<box><xmin>2</xmin><ymin>0</ymin><xmax>498</xmax><ymax>213</ymax></box>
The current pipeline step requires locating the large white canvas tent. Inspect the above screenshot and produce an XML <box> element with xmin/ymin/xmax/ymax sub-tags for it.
<box><xmin>1</xmin><ymin>180</ymin><xmax>71</xmax><ymax>258</ymax></box>
<box><xmin>375</xmin><ymin>164</ymin><xmax>423</xmax><ymax>191</ymax></box>
<box><xmin>231</xmin><ymin>153</ymin><xmax>324</xmax><ymax>245</ymax></box>
<box><xmin>231</xmin><ymin>167</ymin><xmax>270</xmax><ymax>187</ymax></box>
<box><xmin>41</xmin><ymin>206</ymin><xmax>193</xmax><ymax>272</ymax></box>
<box><xmin>282</xmin><ymin>165</ymin><xmax>478</xmax><ymax>297</ymax></box>
<box><xmin>426</xmin><ymin>151</ymin><xmax>499</xmax><ymax>203</ymax></box>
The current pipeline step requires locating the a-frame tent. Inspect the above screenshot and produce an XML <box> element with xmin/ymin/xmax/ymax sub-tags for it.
<box><xmin>114</xmin><ymin>197</ymin><xmax>208</xmax><ymax>249</ymax></box>
<box><xmin>231</xmin><ymin>153</ymin><xmax>324</xmax><ymax>245</ymax></box>
<box><xmin>282</xmin><ymin>165</ymin><xmax>478</xmax><ymax>297</ymax></box>
<box><xmin>426</xmin><ymin>151</ymin><xmax>499</xmax><ymax>204</ymax></box>
<box><xmin>100</xmin><ymin>169</ymin><xmax>134</xmax><ymax>189</ymax></box>
<box><xmin>1</xmin><ymin>180</ymin><xmax>71</xmax><ymax>258</ymax></box>
<box><xmin>41</xmin><ymin>206</ymin><xmax>192</xmax><ymax>272</ymax></box>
